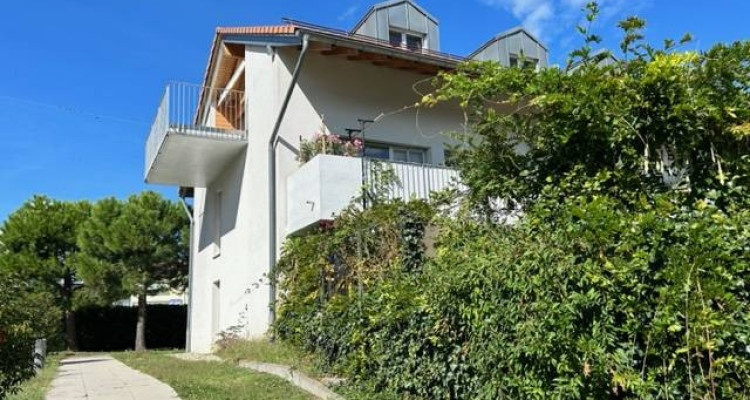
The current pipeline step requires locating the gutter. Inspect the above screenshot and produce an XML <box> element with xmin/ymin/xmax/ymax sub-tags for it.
<box><xmin>179</xmin><ymin>195</ymin><xmax>195</xmax><ymax>352</ymax></box>
<box><xmin>268</xmin><ymin>34</ymin><xmax>310</xmax><ymax>332</ymax></box>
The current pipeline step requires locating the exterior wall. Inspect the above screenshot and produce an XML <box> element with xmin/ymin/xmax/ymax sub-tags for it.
<box><xmin>188</xmin><ymin>45</ymin><xmax>280</xmax><ymax>353</ymax></box>
<box><xmin>188</xmin><ymin>43</ymin><xmax>464</xmax><ymax>352</ymax></box>
<box><xmin>274</xmin><ymin>46</ymin><xmax>464</xmax><ymax>240</ymax></box>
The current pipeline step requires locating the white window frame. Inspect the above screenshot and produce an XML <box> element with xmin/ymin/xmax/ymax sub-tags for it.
<box><xmin>365</xmin><ymin>142</ymin><xmax>429</xmax><ymax>165</ymax></box>
<box><xmin>509</xmin><ymin>53</ymin><xmax>539</xmax><ymax>70</ymax></box>
<box><xmin>388</xmin><ymin>28</ymin><xmax>427</xmax><ymax>50</ymax></box>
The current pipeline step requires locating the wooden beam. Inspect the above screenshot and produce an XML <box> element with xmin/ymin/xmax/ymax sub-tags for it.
<box><xmin>309</xmin><ymin>42</ymin><xmax>333</xmax><ymax>52</ymax></box>
<box><xmin>223</xmin><ymin>43</ymin><xmax>245</xmax><ymax>58</ymax></box>
<box><xmin>347</xmin><ymin>52</ymin><xmax>388</xmax><ymax>62</ymax></box>
<box><xmin>218</xmin><ymin>59</ymin><xmax>245</xmax><ymax>105</ymax></box>
<box><xmin>321</xmin><ymin>46</ymin><xmax>359</xmax><ymax>56</ymax></box>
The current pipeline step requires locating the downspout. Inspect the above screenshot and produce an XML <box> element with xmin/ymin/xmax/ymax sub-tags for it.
<box><xmin>268</xmin><ymin>34</ymin><xmax>310</xmax><ymax>332</ymax></box>
<box><xmin>179</xmin><ymin>196</ymin><xmax>194</xmax><ymax>352</ymax></box>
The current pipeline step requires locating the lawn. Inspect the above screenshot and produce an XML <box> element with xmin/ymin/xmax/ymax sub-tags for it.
<box><xmin>6</xmin><ymin>353</ymin><xmax>62</xmax><ymax>400</ymax></box>
<box><xmin>216</xmin><ymin>339</ymin><xmax>323</xmax><ymax>378</ymax></box>
<box><xmin>114</xmin><ymin>351</ymin><xmax>314</xmax><ymax>400</ymax></box>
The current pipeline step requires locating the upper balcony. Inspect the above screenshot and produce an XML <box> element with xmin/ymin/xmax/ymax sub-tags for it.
<box><xmin>144</xmin><ymin>82</ymin><xmax>247</xmax><ymax>187</ymax></box>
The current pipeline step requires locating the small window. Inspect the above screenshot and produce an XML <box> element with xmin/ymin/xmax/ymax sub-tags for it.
<box><xmin>509</xmin><ymin>53</ymin><xmax>538</xmax><ymax>69</ymax></box>
<box><xmin>213</xmin><ymin>191</ymin><xmax>222</xmax><ymax>258</ymax></box>
<box><xmin>389</xmin><ymin>31</ymin><xmax>402</xmax><ymax>47</ymax></box>
<box><xmin>509</xmin><ymin>54</ymin><xmax>519</xmax><ymax>67</ymax></box>
<box><xmin>406</xmin><ymin>34</ymin><xmax>423</xmax><ymax>50</ymax></box>
<box><xmin>364</xmin><ymin>143</ymin><xmax>390</xmax><ymax>160</ymax></box>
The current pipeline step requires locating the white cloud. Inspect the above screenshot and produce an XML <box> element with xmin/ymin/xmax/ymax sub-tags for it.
<box><xmin>338</xmin><ymin>5</ymin><xmax>359</xmax><ymax>22</ymax></box>
<box><xmin>479</xmin><ymin>0</ymin><xmax>650</xmax><ymax>43</ymax></box>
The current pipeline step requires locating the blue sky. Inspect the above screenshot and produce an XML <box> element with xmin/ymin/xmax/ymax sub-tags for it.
<box><xmin>0</xmin><ymin>0</ymin><xmax>747</xmax><ymax>220</ymax></box>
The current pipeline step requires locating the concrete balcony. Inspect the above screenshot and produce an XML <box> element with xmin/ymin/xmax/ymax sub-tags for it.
<box><xmin>286</xmin><ymin>154</ymin><xmax>460</xmax><ymax>234</ymax></box>
<box><xmin>144</xmin><ymin>82</ymin><xmax>247</xmax><ymax>187</ymax></box>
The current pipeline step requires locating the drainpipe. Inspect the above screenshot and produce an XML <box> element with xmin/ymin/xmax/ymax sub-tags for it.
<box><xmin>179</xmin><ymin>195</ymin><xmax>194</xmax><ymax>352</ymax></box>
<box><xmin>268</xmin><ymin>34</ymin><xmax>310</xmax><ymax>333</ymax></box>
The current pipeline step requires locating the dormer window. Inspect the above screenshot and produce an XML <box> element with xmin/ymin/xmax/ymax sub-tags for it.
<box><xmin>406</xmin><ymin>34</ymin><xmax>423</xmax><ymax>50</ymax></box>
<box><xmin>389</xmin><ymin>30</ymin><xmax>403</xmax><ymax>47</ymax></box>
<box><xmin>509</xmin><ymin>54</ymin><xmax>538</xmax><ymax>69</ymax></box>
<box><xmin>388</xmin><ymin>29</ymin><xmax>425</xmax><ymax>51</ymax></box>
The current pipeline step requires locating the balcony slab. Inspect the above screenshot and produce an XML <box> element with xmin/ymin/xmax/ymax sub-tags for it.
<box><xmin>145</xmin><ymin>129</ymin><xmax>246</xmax><ymax>187</ymax></box>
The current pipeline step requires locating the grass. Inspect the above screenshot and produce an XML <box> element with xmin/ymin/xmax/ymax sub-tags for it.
<box><xmin>6</xmin><ymin>353</ymin><xmax>63</xmax><ymax>400</ymax></box>
<box><xmin>216</xmin><ymin>339</ymin><xmax>324</xmax><ymax>378</ymax></box>
<box><xmin>114</xmin><ymin>351</ymin><xmax>314</xmax><ymax>400</ymax></box>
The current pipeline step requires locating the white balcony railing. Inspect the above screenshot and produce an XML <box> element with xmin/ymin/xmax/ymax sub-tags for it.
<box><xmin>144</xmin><ymin>82</ymin><xmax>246</xmax><ymax>181</ymax></box>
<box><xmin>363</xmin><ymin>158</ymin><xmax>460</xmax><ymax>202</ymax></box>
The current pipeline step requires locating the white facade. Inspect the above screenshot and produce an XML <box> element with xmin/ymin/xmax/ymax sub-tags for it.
<box><xmin>143</xmin><ymin>0</ymin><xmax>547</xmax><ymax>353</ymax></box>
<box><xmin>181</xmin><ymin>45</ymin><xmax>463</xmax><ymax>353</ymax></box>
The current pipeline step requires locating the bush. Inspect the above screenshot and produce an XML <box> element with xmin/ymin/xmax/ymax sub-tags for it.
<box><xmin>74</xmin><ymin>305</ymin><xmax>186</xmax><ymax>351</ymax></box>
<box><xmin>276</xmin><ymin>196</ymin><xmax>750</xmax><ymax>399</ymax></box>
<box><xmin>0</xmin><ymin>276</ymin><xmax>60</xmax><ymax>399</ymax></box>
<box><xmin>275</xmin><ymin>7</ymin><xmax>750</xmax><ymax>399</ymax></box>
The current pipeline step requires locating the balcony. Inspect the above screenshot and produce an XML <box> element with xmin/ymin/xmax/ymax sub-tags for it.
<box><xmin>144</xmin><ymin>82</ymin><xmax>247</xmax><ymax>187</ymax></box>
<box><xmin>286</xmin><ymin>154</ymin><xmax>460</xmax><ymax>234</ymax></box>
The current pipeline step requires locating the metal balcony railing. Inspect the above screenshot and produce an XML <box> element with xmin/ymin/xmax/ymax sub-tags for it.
<box><xmin>363</xmin><ymin>158</ymin><xmax>460</xmax><ymax>202</ymax></box>
<box><xmin>145</xmin><ymin>82</ymin><xmax>246</xmax><ymax>177</ymax></box>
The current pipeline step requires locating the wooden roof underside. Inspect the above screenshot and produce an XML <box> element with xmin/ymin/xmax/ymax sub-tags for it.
<box><xmin>308</xmin><ymin>42</ymin><xmax>448</xmax><ymax>75</ymax></box>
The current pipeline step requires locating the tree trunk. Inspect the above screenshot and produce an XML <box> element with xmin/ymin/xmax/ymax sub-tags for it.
<box><xmin>64</xmin><ymin>309</ymin><xmax>78</xmax><ymax>351</ymax></box>
<box><xmin>63</xmin><ymin>270</ymin><xmax>78</xmax><ymax>351</ymax></box>
<box><xmin>135</xmin><ymin>292</ymin><xmax>147</xmax><ymax>352</ymax></box>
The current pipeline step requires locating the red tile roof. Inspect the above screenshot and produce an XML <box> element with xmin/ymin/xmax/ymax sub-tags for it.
<box><xmin>215</xmin><ymin>25</ymin><xmax>297</xmax><ymax>35</ymax></box>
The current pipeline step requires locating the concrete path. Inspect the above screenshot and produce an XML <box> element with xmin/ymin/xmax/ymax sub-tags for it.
<box><xmin>46</xmin><ymin>355</ymin><xmax>180</xmax><ymax>400</ymax></box>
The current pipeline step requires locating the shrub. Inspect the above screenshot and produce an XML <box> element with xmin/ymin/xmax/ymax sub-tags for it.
<box><xmin>276</xmin><ymin>195</ymin><xmax>750</xmax><ymax>399</ymax></box>
<box><xmin>275</xmin><ymin>6</ymin><xmax>750</xmax><ymax>399</ymax></box>
<box><xmin>0</xmin><ymin>276</ymin><xmax>60</xmax><ymax>398</ymax></box>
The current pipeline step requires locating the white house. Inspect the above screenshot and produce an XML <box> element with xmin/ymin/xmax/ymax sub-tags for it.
<box><xmin>143</xmin><ymin>0</ymin><xmax>548</xmax><ymax>353</ymax></box>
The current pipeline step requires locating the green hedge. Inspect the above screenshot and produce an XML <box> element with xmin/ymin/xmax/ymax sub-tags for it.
<box><xmin>74</xmin><ymin>305</ymin><xmax>186</xmax><ymax>351</ymax></box>
<box><xmin>275</xmin><ymin>196</ymin><xmax>750</xmax><ymax>399</ymax></box>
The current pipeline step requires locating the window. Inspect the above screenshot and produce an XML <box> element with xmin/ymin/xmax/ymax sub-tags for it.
<box><xmin>213</xmin><ymin>191</ymin><xmax>222</xmax><ymax>258</ymax></box>
<box><xmin>406</xmin><ymin>34</ymin><xmax>423</xmax><ymax>50</ymax></box>
<box><xmin>509</xmin><ymin>54</ymin><xmax>519</xmax><ymax>67</ymax></box>
<box><xmin>393</xmin><ymin>147</ymin><xmax>424</xmax><ymax>163</ymax></box>
<box><xmin>509</xmin><ymin>53</ymin><xmax>538</xmax><ymax>69</ymax></box>
<box><xmin>388</xmin><ymin>30</ymin><xmax>425</xmax><ymax>51</ymax></box>
<box><xmin>364</xmin><ymin>142</ymin><xmax>427</xmax><ymax>164</ymax></box>
<box><xmin>364</xmin><ymin>143</ymin><xmax>390</xmax><ymax>160</ymax></box>
<box><xmin>389</xmin><ymin>30</ymin><xmax>403</xmax><ymax>47</ymax></box>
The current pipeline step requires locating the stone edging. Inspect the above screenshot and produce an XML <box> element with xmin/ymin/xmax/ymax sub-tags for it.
<box><xmin>238</xmin><ymin>360</ymin><xmax>344</xmax><ymax>400</ymax></box>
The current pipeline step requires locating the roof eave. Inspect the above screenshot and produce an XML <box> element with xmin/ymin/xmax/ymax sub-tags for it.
<box><xmin>302</xmin><ymin>30</ymin><xmax>458</xmax><ymax>69</ymax></box>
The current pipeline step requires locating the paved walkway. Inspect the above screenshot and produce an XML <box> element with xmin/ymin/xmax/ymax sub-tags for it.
<box><xmin>46</xmin><ymin>355</ymin><xmax>180</xmax><ymax>400</ymax></box>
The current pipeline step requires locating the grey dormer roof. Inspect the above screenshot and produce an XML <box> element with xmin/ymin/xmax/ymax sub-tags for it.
<box><xmin>469</xmin><ymin>26</ymin><xmax>548</xmax><ymax>59</ymax></box>
<box><xmin>352</xmin><ymin>0</ymin><xmax>439</xmax><ymax>33</ymax></box>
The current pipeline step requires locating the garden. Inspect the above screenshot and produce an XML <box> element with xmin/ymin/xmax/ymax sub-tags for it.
<box><xmin>270</xmin><ymin>6</ymin><xmax>750</xmax><ymax>399</ymax></box>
